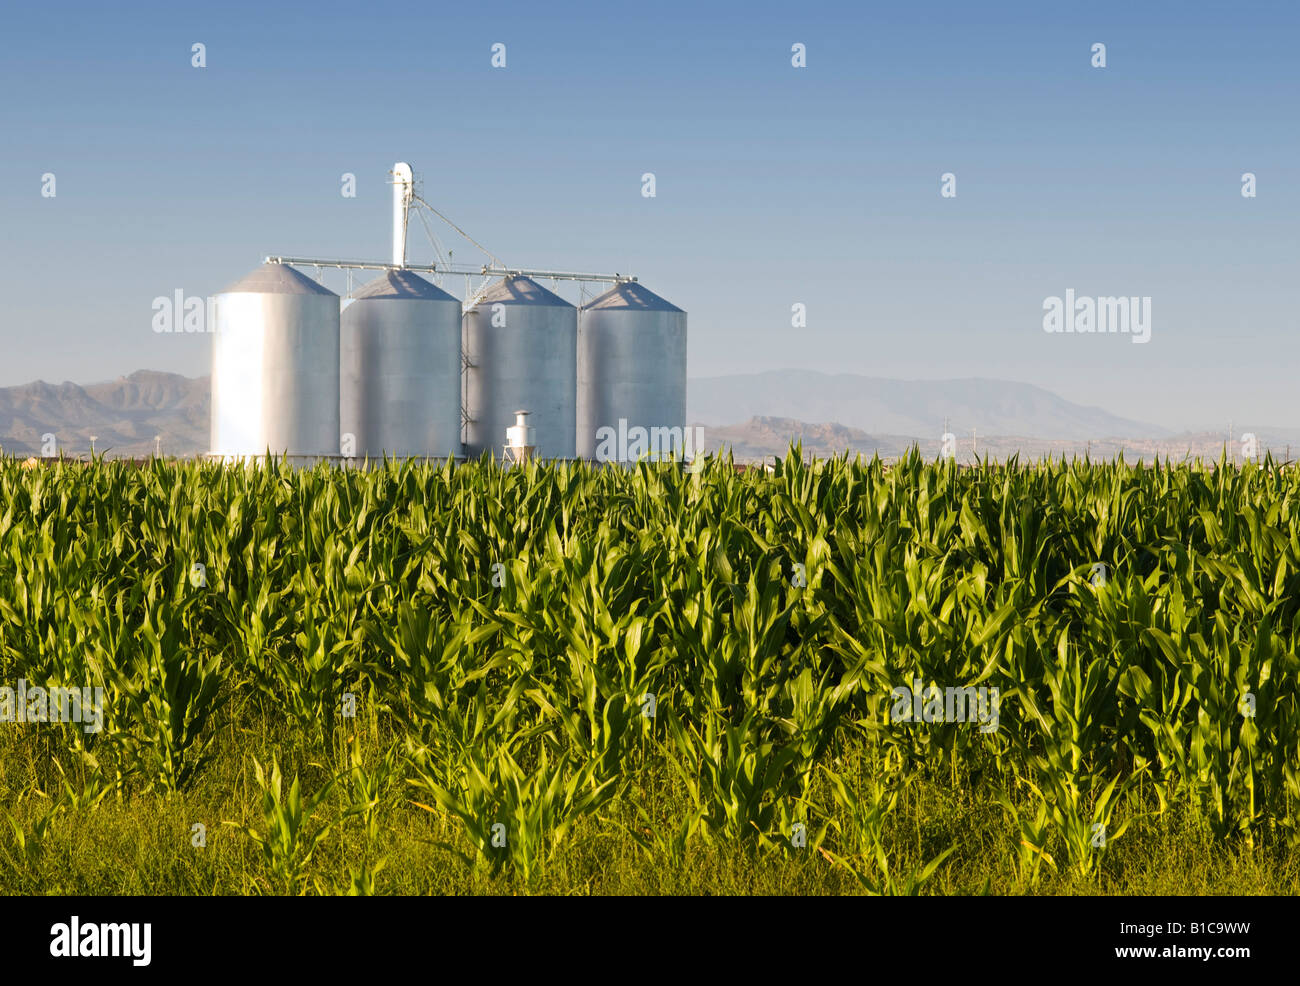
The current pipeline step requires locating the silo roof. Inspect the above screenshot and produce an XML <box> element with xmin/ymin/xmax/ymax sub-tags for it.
<box><xmin>477</xmin><ymin>275</ymin><xmax>574</xmax><ymax>307</ymax></box>
<box><xmin>583</xmin><ymin>281</ymin><xmax>684</xmax><ymax>313</ymax></box>
<box><xmin>220</xmin><ymin>263</ymin><xmax>337</xmax><ymax>296</ymax></box>
<box><xmin>352</xmin><ymin>270</ymin><xmax>459</xmax><ymax>302</ymax></box>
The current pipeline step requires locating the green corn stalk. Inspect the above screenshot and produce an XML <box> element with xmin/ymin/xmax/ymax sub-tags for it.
<box><xmin>406</xmin><ymin>739</ymin><xmax>617</xmax><ymax>889</ymax></box>
<box><xmin>223</xmin><ymin>755</ymin><xmax>338</xmax><ymax>896</ymax></box>
<box><xmin>106</xmin><ymin>588</ymin><xmax>226</xmax><ymax>794</ymax></box>
<box><xmin>820</xmin><ymin>767</ymin><xmax>954</xmax><ymax>895</ymax></box>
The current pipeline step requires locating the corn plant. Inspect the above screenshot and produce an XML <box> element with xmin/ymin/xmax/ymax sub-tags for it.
<box><xmin>105</xmin><ymin>589</ymin><xmax>226</xmax><ymax>793</ymax></box>
<box><xmin>820</xmin><ymin>767</ymin><xmax>954</xmax><ymax>894</ymax></box>
<box><xmin>224</xmin><ymin>756</ymin><xmax>338</xmax><ymax>895</ymax></box>
<box><xmin>407</xmin><ymin>738</ymin><xmax>617</xmax><ymax>888</ymax></box>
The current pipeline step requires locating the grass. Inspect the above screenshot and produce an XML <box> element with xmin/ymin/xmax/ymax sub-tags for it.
<box><xmin>3</xmin><ymin>715</ymin><xmax>1298</xmax><ymax>895</ymax></box>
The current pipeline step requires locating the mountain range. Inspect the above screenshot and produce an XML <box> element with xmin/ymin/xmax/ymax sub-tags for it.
<box><xmin>0</xmin><ymin>371</ymin><xmax>207</xmax><ymax>458</ymax></box>
<box><xmin>2</xmin><ymin>369</ymin><xmax>1296</xmax><ymax>463</ymax></box>
<box><xmin>687</xmin><ymin>370</ymin><xmax>1169</xmax><ymax>441</ymax></box>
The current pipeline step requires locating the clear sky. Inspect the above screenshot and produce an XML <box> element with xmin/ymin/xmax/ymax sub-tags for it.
<box><xmin>1</xmin><ymin>0</ymin><xmax>1295</xmax><ymax>431</ymax></box>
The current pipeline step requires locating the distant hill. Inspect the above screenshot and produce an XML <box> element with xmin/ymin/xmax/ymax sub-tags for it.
<box><xmin>0</xmin><ymin>371</ymin><xmax>207</xmax><ymax>458</ymax></box>
<box><xmin>83</xmin><ymin>370</ymin><xmax>207</xmax><ymax>415</ymax></box>
<box><xmin>688</xmin><ymin>370</ymin><xmax>1171</xmax><ymax>441</ymax></box>
<box><xmin>699</xmin><ymin>417</ymin><xmax>1300</xmax><ymax>465</ymax></box>
<box><xmin>700</xmin><ymin>417</ymin><xmax>918</xmax><ymax>460</ymax></box>
<box><xmin>4</xmin><ymin>368</ymin><xmax>1298</xmax><ymax>463</ymax></box>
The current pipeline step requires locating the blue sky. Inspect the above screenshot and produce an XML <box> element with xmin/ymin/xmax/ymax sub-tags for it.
<box><xmin>1</xmin><ymin>0</ymin><xmax>1296</xmax><ymax>430</ymax></box>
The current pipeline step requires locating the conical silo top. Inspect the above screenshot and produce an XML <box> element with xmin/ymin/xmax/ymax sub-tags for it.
<box><xmin>583</xmin><ymin>281</ymin><xmax>684</xmax><ymax>313</ymax></box>
<box><xmin>477</xmin><ymin>275</ymin><xmax>573</xmax><ymax>307</ymax></box>
<box><xmin>351</xmin><ymin>270</ymin><xmax>459</xmax><ymax>302</ymax></box>
<box><xmin>220</xmin><ymin>263</ymin><xmax>337</xmax><ymax>296</ymax></box>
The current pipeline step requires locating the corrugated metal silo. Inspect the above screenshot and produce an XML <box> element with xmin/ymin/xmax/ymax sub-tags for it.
<box><xmin>210</xmin><ymin>263</ymin><xmax>340</xmax><ymax>463</ymax></box>
<box><xmin>577</xmin><ymin>282</ymin><xmax>687</xmax><ymax>462</ymax></box>
<box><xmin>464</xmin><ymin>275</ymin><xmax>577</xmax><ymax>459</ymax></box>
<box><xmin>341</xmin><ymin>270</ymin><xmax>462</xmax><ymax>460</ymax></box>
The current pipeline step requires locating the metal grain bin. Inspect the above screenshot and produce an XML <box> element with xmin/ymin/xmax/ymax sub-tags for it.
<box><xmin>463</xmin><ymin>275</ymin><xmax>577</xmax><ymax>459</ymax></box>
<box><xmin>577</xmin><ymin>282</ymin><xmax>686</xmax><ymax>462</ymax></box>
<box><xmin>209</xmin><ymin>263</ymin><xmax>340</xmax><ymax>464</ymax></box>
<box><xmin>340</xmin><ymin>270</ymin><xmax>461</xmax><ymax>460</ymax></box>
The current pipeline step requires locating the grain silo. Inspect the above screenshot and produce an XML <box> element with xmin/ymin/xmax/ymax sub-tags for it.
<box><xmin>577</xmin><ymin>282</ymin><xmax>687</xmax><ymax>462</ymax></box>
<box><xmin>340</xmin><ymin>270</ymin><xmax>461</xmax><ymax>460</ymax></box>
<box><xmin>464</xmin><ymin>275</ymin><xmax>577</xmax><ymax>459</ymax></box>
<box><xmin>209</xmin><ymin>263</ymin><xmax>340</xmax><ymax>463</ymax></box>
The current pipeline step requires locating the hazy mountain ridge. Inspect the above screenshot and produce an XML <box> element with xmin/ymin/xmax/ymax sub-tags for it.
<box><xmin>698</xmin><ymin>417</ymin><xmax>1300</xmax><ymax>465</ymax></box>
<box><xmin>0</xmin><ymin>371</ymin><xmax>208</xmax><ymax>458</ymax></box>
<box><xmin>688</xmin><ymin>370</ymin><xmax>1171</xmax><ymax>441</ymax></box>
<box><xmin>3</xmin><ymin>369</ymin><xmax>1297</xmax><ymax>462</ymax></box>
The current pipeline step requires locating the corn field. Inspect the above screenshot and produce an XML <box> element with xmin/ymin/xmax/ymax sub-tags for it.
<box><xmin>1</xmin><ymin>450</ymin><xmax>1298</xmax><ymax>894</ymax></box>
